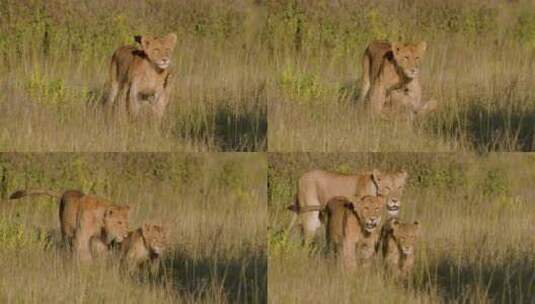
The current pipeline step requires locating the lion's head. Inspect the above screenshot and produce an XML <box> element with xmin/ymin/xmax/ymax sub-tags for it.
<box><xmin>141</xmin><ymin>223</ymin><xmax>167</xmax><ymax>259</ymax></box>
<box><xmin>391</xmin><ymin>42</ymin><xmax>427</xmax><ymax>79</ymax></box>
<box><xmin>351</xmin><ymin>195</ymin><xmax>385</xmax><ymax>233</ymax></box>
<box><xmin>102</xmin><ymin>205</ymin><xmax>130</xmax><ymax>244</ymax></box>
<box><xmin>137</xmin><ymin>33</ymin><xmax>177</xmax><ymax>70</ymax></box>
<box><xmin>371</xmin><ymin>169</ymin><xmax>408</xmax><ymax>217</ymax></box>
<box><xmin>390</xmin><ymin>220</ymin><xmax>420</xmax><ymax>256</ymax></box>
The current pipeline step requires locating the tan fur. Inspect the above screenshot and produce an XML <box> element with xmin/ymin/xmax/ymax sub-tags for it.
<box><xmin>121</xmin><ymin>223</ymin><xmax>167</xmax><ymax>268</ymax></box>
<box><xmin>325</xmin><ymin>196</ymin><xmax>386</xmax><ymax>270</ymax></box>
<box><xmin>381</xmin><ymin>219</ymin><xmax>421</xmax><ymax>279</ymax></box>
<box><xmin>105</xmin><ymin>33</ymin><xmax>177</xmax><ymax>120</ymax></box>
<box><xmin>290</xmin><ymin>168</ymin><xmax>408</xmax><ymax>243</ymax></box>
<box><xmin>10</xmin><ymin>189</ymin><xmax>130</xmax><ymax>261</ymax></box>
<box><xmin>359</xmin><ymin>40</ymin><xmax>436</xmax><ymax>119</ymax></box>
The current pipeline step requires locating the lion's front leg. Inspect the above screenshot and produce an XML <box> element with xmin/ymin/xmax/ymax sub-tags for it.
<box><xmin>341</xmin><ymin>237</ymin><xmax>357</xmax><ymax>270</ymax></box>
<box><xmin>73</xmin><ymin>230</ymin><xmax>92</xmax><ymax>262</ymax></box>
<box><xmin>126</xmin><ymin>82</ymin><xmax>141</xmax><ymax>119</ymax></box>
<box><xmin>151</xmin><ymin>89</ymin><xmax>169</xmax><ymax>121</ymax></box>
<box><xmin>90</xmin><ymin>237</ymin><xmax>109</xmax><ymax>259</ymax></box>
<box><xmin>368</xmin><ymin>84</ymin><xmax>387</xmax><ymax>115</ymax></box>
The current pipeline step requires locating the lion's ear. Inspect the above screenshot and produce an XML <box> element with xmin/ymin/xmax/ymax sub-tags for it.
<box><xmin>391</xmin><ymin>42</ymin><xmax>402</xmax><ymax>58</ymax></box>
<box><xmin>347</xmin><ymin>196</ymin><xmax>359</xmax><ymax>210</ymax></box>
<box><xmin>372</xmin><ymin>169</ymin><xmax>383</xmax><ymax>184</ymax></box>
<box><xmin>413</xmin><ymin>220</ymin><xmax>421</xmax><ymax>234</ymax></box>
<box><xmin>398</xmin><ymin>169</ymin><xmax>408</xmax><ymax>183</ymax></box>
<box><xmin>140</xmin><ymin>36</ymin><xmax>153</xmax><ymax>51</ymax></box>
<box><xmin>165</xmin><ymin>33</ymin><xmax>177</xmax><ymax>47</ymax></box>
<box><xmin>417</xmin><ymin>41</ymin><xmax>427</xmax><ymax>55</ymax></box>
<box><xmin>142</xmin><ymin>223</ymin><xmax>152</xmax><ymax>235</ymax></box>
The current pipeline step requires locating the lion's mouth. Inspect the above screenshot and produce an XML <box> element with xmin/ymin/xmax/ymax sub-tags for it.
<box><xmin>157</xmin><ymin>61</ymin><xmax>170</xmax><ymax>69</ymax></box>
<box><xmin>401</xmin><ymin>247</ymin><xmax>413</xmax><ymax>255</ymax></box>
<box><xmin>150</xmin><ymin>250</ymin><xmax>161</xmax><ymax>260</ymax></box>
<box><xmin>387</xmin><ymin>205</ymin><xmax>400</xmax><ymax>211</ymax></box>
<box><xmin>364</xmin><ymin>222</ymin><xmax>377</xmax><ymax>231</ymax></box>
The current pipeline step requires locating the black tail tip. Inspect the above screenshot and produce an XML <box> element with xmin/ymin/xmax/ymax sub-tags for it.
<box><xmin>287</xmin><ymin>205</ymin><xmax>298</xmax><ymax>213</ymax></box>
<box><xmin>134</xmin><ymin>35</ymin><xmax>142</xmax><ymax>44</ymax></box>
<box><xmin>9</xmin><ymin>190</ymin><xmax>26</xmax><ymax>199</ymax></box>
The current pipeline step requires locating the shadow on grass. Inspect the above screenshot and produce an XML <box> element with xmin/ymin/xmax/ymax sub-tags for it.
<box><xmin>421</xmin><ymin>254</ymin><xmax>535</xmax><ymax>303</ymax></box>
<box><xmin>430</xmin><ymin>96</ymin><xmax>535</xmax><ymax>152</ymax></box>
<box><xmin>158</xmin><ymin>245</ymin><xmax>267</xmax><ymax>304</ymax></box>
<box><xmin>214</xmin><ymin>104</ymin><xmax>267</xmax><ymax>152</ymax></box>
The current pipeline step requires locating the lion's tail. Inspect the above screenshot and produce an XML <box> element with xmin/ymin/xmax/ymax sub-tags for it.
<box><xmin>286</xmin><ymin>196</ymin><xmax>323</xmax><ymax>233</ymax></box>
<box><xmin>9</xmin><ymin>189</ymin><xmax>62</xmax><ymax>200</ymax></box>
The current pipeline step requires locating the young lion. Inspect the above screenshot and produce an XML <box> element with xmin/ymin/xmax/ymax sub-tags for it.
<box><xmin>105</xmin><ymin>33</ymin><xmax>177</xmax><ymax>120</ymax></box>
<box><xmin>9</xmin><ymin>189</ymin><xmax>130</xmax><ymax>261</ymax></box>
<box><xmin>120</xmin><ymin>223</ymin><xmax>167</xmax><ymax>269</ymax></box>
<box><xmin>325</xmin><ymin>195</ymin><xmax>386</xmax><ymax>270</ymax></box>
<box><xmin>288</xmin><ymin>169</ymin><xmax>408</xmax><ymax>244</ymax></box>
<box><xmin>380</xmin><ymin>219</ymin><xmax>421</xmax><ymax>279</ymax></box>
<box><xmin>359</xmin><ymin>40</ymin><xmax>436</xmax><ymax>118</ymax></box>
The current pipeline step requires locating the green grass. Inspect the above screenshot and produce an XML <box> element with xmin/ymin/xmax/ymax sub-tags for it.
<box><xmin>0</xmin><ymin>0</ymin><xmax>266</xmax><ymax>151</ymax></box>
<box><xmin>266</xmin><ymin>0</ymin><xmax>535</xmax><ymax>152</ymax></box>
<box><xmin>3</xmin><ymin>1</ymin><xmax>535</xmax><ymax>152</ymax></box>
<box><xmin>0</xmin><ymin>153</ymin><xmax>267</xmax><ymax>303</ymax></box>
<box><xmin>268</xmin><ymin>153</ymin><xmax>535</xmax><ymax>303</ymax></box>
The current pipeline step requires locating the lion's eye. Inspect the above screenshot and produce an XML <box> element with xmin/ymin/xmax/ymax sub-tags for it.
<box><xmin>364</xmin><ymin>206</ymin><xmax>369</xmax><ymax>211</ymax></box>
<box><xmin>404</xmin><ymin>56</ymin><xmax>409</xmax><ymax>61</ymax></box>
<box><xmin>117</xmin><ymin>221</ymin><xmax>122</xmax><ymax>225</ymax></box>
<box><xmin>153</xmin><ymin>48</ymin><xmax>161</xmax><ymax>53</ymax></box>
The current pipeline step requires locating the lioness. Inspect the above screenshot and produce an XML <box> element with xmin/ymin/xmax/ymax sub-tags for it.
<box><xmin>121</xmin><ymin>223</ymin><xmax>167</xmax><ymax>268</ymax></box>
<box><xmin>325</xmin><ymin>195</ymin><xmax>385</xmax><ymax>270</ymax></box>
<box><xmin>288</xmin><ymin>169</ymin><xmax>408</xmax><ymax>244</ymax></box>
<box><xmin>9</xmin><ymin>189</ymin><xmax>130</xmax><ymax>261</ymax></box>
<box><xmin>380</xmin><ymin>219</ymin><xmax>420</xmax><ymax>279</ymax></box>
<box><xmin>105</xmin><ymin>33</ymin><xmax>177</xmax><ymax>120</ymax></box>
<box><xmin>359</xmin><ymin>40</ymin><xmax>436</xmax><ymax>118</ymax></box>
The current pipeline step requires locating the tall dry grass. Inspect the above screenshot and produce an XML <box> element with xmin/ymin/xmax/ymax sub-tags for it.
<box><xmin>268</xmin><ymin>153</ymin><xmax>535</xmax><ymax>303</ymax></box>
<box><xmin>0</xmin><ymin>153</ymin><xmax>267</xmax><ymax>303</ymax></box>
<box><xmin>2</xmin><ymin>1</ymin><xmax>534</xmax><ymax>152</ymax></box>
<box><xmin>0</xmin><ymin>0</ymin><xmax>267</xmax><ymax>151</ymax></box>
<box><xmin>266</xmin><ymin>0</ymin><xmax>535</xmax><ymax>152</ymax></box>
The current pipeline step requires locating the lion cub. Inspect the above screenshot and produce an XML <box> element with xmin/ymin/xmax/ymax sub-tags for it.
<box><xmin>120</xmin><ymin>223</ymin><xmax>167</xmax><ymax>268</ymax></box>
<box><xmin>105</xmin><ymin>33</ymin><xmax>177</xmax><ymax>120</ymax></box>
<box><xmin>359</xmin><ymin>40</ymin><xmax>436</xmax><ymax>119</ymax></box>
<box><xmin>325</xmin><ymin>195</ymin><xmax>385</xmax><ymax>270</ymax></box>
<box><xmin>380</xmin><ymin>219</ymin><xmax>421</xmax><ymax>279</ymax></box>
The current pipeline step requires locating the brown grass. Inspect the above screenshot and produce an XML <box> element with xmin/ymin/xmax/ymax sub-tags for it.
<box><xmin>0</xmin><ymin>153</ymin><xmax>267</xmax><ymax>303</ymax></box>
<box><xmin>268</xmin><ymin>153</ymin><xmax>535</xmax><ymax>303</ymax></box>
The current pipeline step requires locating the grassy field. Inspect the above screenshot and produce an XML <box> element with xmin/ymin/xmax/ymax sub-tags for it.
<box><xmin>268</xmin><ymin>153</ymin><xmax>535</xmax><ymax>303</ymax></box>
<box><xmin>266</xmin><ymin>0</ymin><xmax>535</xmax><ymax>152</ymax></box>
<box><xmin>0</xmin><ymin>153</ymin><xmax>266</xmax><ymax>303</ymax></box>
<box><xmin>0</xmin><ymin>0</ymin><xmax>266</xmax><ymax>151</ymax></box>
<box><xmin>2</xmin><ymin>1</ymin><xmax>534</xmax><ymax>152</ymax></box>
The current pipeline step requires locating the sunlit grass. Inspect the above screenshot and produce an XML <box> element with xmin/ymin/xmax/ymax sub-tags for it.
<box><xmin>0</xmin><ymin>153</ymin><xmax>267</xmax><ymax>303</ymax></box>
<box><xmin>268</xmin><ymin>153</ymin><xmax>535</xmax><ymax>303</ymax></box>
